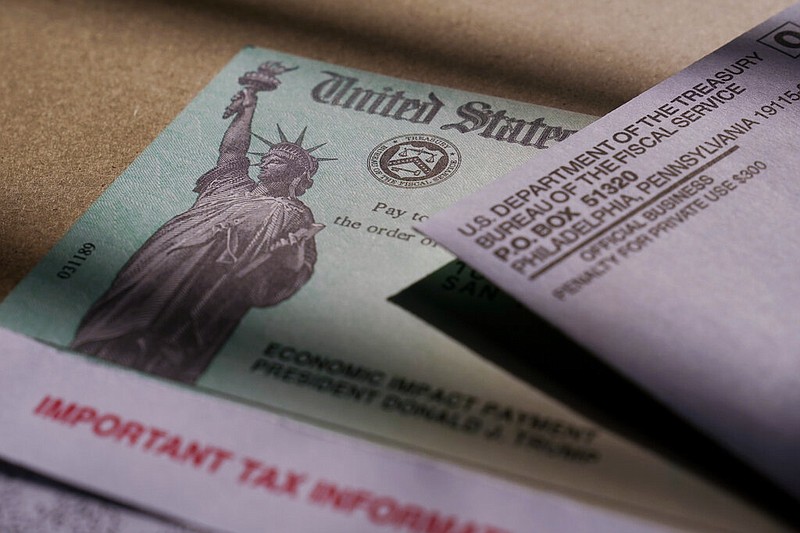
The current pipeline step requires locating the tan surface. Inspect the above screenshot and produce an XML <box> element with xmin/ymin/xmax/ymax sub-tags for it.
<box><xmin>0</xmin><ymin>0</ymin><xmax>794</xmax><ymax>295</ymax></box>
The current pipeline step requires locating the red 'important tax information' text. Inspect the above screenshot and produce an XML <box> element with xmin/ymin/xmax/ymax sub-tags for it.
<box><xmin>32</xmin><ymin>395</ymin><xmax>510</xmax><ymax>533</ymax></box>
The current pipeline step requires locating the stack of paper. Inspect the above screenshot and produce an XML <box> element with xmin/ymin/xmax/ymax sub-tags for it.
<box><xmin>0</xmin><ymin>3</ymin><xmax>798</xmax><ymax>532</ymax></box>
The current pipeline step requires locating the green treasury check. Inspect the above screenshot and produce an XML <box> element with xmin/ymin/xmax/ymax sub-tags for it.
<box><xmin>0</xmin><ymin>47</ymin><xmax>784</xmax><ymax>532</ymax></box>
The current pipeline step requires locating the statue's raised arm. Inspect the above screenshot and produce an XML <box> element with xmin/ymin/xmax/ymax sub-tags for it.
<box><xmin>217</xmin><ymin>61</ymin><xmax>298</xmax><ymax>166</ymax></box>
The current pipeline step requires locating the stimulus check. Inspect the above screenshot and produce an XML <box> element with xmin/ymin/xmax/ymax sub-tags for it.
<box><xmin>0</xmin><ymin>48</ymin><xmax>784</xmax><ymax>531</ymax></box>
<box><xmin>420</xmin><ymin>3</ymin><xmax>800</xmax><ymax>503</ymax></box>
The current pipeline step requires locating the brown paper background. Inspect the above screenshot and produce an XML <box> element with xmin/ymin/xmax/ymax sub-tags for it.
<box><xmin>0</xmin><ymin>0</ymin><xmax>794</xmax><ymax>295</ymax></box>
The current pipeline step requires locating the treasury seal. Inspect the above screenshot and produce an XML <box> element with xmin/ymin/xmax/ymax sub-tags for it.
<box><xmin>368</xmin><ymin>134</ymin><xmax>461</xmax><ymax>188</ymax></box>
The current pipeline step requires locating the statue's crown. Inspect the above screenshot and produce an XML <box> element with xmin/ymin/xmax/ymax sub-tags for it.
<box><xmin>251</xmin><ymin>125</ymin><xmax>336</xmax><ymax>176</ymax></box>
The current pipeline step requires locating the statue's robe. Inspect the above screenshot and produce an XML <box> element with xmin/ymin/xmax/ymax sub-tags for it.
<box><xmin>71</xmin><ymin>157</ymin><xmax>317</xmax><ymax>383</ymax></box>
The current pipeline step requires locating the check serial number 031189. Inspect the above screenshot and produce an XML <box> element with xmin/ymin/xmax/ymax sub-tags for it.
<box><xmin>57</xmin><ymin>243</ymin><xmax>95</xmax><ymax>280</ymax></box>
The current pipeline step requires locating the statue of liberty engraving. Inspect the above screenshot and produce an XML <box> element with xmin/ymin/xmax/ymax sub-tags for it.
<box><xmin>71</xmin><ymin>61</ymin><xmax>332</xmax><ymax>383</ymax></box>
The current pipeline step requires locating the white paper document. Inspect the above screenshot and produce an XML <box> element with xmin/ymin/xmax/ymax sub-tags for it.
<box><xmin>0</xmin><ymin>461</ymin><xmax>202</xmax><ymax>532</ymax></box>
<box><xmin>0</xmin><ymin>327</ymin><xmax>682</xmax><ymax>533</ymax></box>
<box><xmin>419</xmin><ymin>3</ymin><xmax>800</xmax><ymax>501</ymax></box>
<box><xmin>0</xmin><ymin>46</ymin><xmax>790</xmax><ymax>532</ymax></box>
